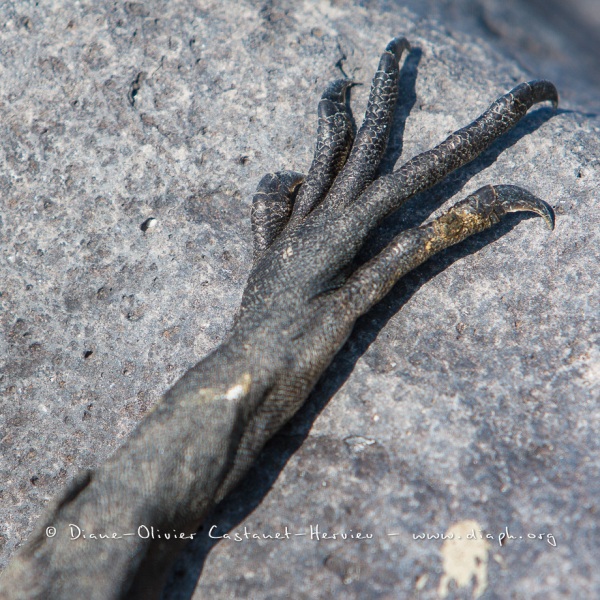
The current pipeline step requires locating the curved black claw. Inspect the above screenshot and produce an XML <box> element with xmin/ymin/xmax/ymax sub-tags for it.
<box><xmin>320</xmin><ymin>78</ymin><xmax>354</xmax><ymax>105</ymax></box>
<box><xmin>483</xmin><ymin>184</ymin><xmax>555</xmax><ymax>230</ymax></box>
<box><xmin>518</xmin><ymin>80</ymin><xmax>559</xmax><ymax>110</ymax></box>
<box><xmin>385</xmin><ymin>36</ymin><xmax>411</xmax><ymax>59</ymax></box>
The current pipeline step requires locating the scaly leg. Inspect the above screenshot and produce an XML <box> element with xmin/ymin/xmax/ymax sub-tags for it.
<box><xmin>0</xmin><ymin>38</ymin><xmax>557</xmax><ymax>600</ymax></box>
<box><xmin>290</xmin><ymin>79</ymin><xmax>354</xmax><ymax>221</ymax></box>
<box><xmin>337</xmin><ymin>185</ymin><xmax>554</xmax><ymax>318</ymax></box>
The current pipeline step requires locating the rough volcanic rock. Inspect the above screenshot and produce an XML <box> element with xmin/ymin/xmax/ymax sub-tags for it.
<box><xmin>0</xmin><ymin>1</ymin><xmax>598</xmax><ymax>599</ymax></box>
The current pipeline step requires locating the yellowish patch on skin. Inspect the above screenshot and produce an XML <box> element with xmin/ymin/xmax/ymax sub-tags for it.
<box><xmin>437</xmin><ymin>519</ymin><xmax>490</xmax><ymax>599</ymax></box>
<box><xmin>225</xmin><ymin>372</ymin><xmax>252</xmax><ymax>401</ymax></box>
<box><xmin>174</xmin><ymin>373</ymin><xmax>252</xmax><ymax>408</ymax></box>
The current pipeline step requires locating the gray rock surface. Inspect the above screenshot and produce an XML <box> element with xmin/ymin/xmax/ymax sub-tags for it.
<box><xmin>398</xmin><ymin>0</ymin><xmax>600</xmax><ymax>111</ymax></box>
<box><xmin>0</xmin><ymin>1</ymin><xmax>598</xmax><ymax>598</ymax></box>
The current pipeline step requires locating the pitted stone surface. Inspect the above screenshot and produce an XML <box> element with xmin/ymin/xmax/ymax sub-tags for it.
<box><xmin>0</xmin><ymin>1</ymin><xmax>598</xmax><ymax>599</ymax></box>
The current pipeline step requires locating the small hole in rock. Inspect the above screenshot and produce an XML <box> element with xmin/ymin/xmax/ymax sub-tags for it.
<box><xmin>141</xmin><ymin>217</ymin><xmax>157</xmax><ymax>232</ymax></box>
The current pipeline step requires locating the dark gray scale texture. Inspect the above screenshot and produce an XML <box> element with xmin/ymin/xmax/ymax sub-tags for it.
<box><xmin>251</xmin><ymin>171</ymin><xmax>304</xmax><ymax>260</ymax></box>
<box><xmin>0</xmin><ymin>38</ymin><xmax>557</xmax><ymax>600</ymax></box>
<box><xmin>289</xmin><ymin>79</ymin><xmax>354</xmax><ymax>223</ymax></box>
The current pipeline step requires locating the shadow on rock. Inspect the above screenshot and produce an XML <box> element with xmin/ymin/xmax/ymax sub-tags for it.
<box><xmin>161</xmin><ymin>48</ymin><xmax>559</xmax><ymax>600</ymax></box>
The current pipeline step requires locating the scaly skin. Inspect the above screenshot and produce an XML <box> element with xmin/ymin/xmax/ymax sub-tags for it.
<box><xmin>0</xmin><ymin>38</ymin><xmax>556</xmax><ymax>599</ymax></box>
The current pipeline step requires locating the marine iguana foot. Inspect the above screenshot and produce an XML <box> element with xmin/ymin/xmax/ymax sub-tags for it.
<box><xmin>0</xmin><ymin>37</ymin><xmax>556</xmax><ymax>600</ymax></box>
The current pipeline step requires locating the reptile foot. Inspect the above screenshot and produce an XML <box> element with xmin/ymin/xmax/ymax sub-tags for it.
<box><xmin>0</xmin><ymin>37</ymin><xmax>557</xmax><ymax>600</ymax></box>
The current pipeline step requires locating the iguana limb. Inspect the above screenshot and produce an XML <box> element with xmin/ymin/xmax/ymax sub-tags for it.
<box><xmin>0</xmin><ymin>37</ymin><xmax>556</xmax><ymax>599</ymax></box>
